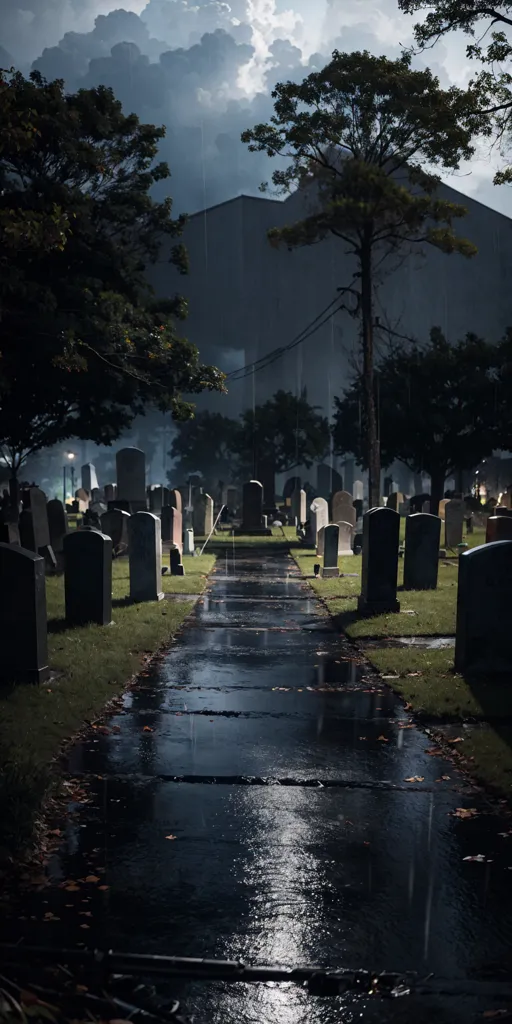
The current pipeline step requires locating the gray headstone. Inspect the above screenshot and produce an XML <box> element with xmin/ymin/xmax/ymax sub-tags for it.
<box><xmin>128</xmin><ymin>512</ymin><xmax>163</xmax><ymax>602</ymax></box>
<box><xmin>332</xmin><ymin>490</ymin><xmax>356</xmax><ymax>528</ymax></box>
<box><xmin>91</xmin><ymin>487</ymin><xmax>102</xmax><ymax>503</ymax></box>
<box><xmin>242</xmin><ymin>480</ymin><xmax>264</xmax><ymax>531</ymax></box>
<box><xmin>47</xmin><ymin>498</ymin><xmax>68</xmax><ymax>554</ymax></box>
<box><xmin>353</xmin><ymin>480</ymin><xmax>364</xmax><ymax>501</ymax></box>
<box><xmin>403</xmin><ymin>513</ymin><xmax>441</xmax><ymax>590</ymax></box>
<box><xmin>148</xmin><ymin>485</ymin><xmax>164</xmax><ymax>513</ymax></box>
<box><xmin>64</xmin><ymin>528</ymin><xmax>112</xmax><ymax>626</ymax></box>
<box><xmin>104</xmin><ymin>483</ymin><xmax>116</xmax><ymax>503</ymax></box>
<box><xmin>116</xmin><ymin>447</ymin><xmax>146</xmax><ymax>511</ymax></box>
<box><xmin>184</xmin><ymin>527</ymin><xmax>195</xmax><ymax>555</ymax></box>
<box><xmin>455</xmin><ymin>541</ymin><xmax>512</xmax><ymax>673</ymax></box>
<box><xmin>336</xmin><ymin>520</ymin><xmax>354</xmax><ymax>556</ymax></box>
<box><xmin>291</xmin><ymin>487</ymin><xmax>306</xmax><ymax>525</ymax></box>
<box><xmin>445</xmin><ymin>499</ymin><xmax>464</xmax><ymax>548</ymax></box>
<box><xmin>485</xmin><ymin>515</ymin><xmax>512</xmax><ymax>543</ymax></box>
<box><xmin>358</xmin><ymin>506</ymin><xmax>400</xmax><ymax>616</ymax></box>
<box><xmin>21</xmin><ymin>487</ymin><xmax>50</xmax><ymax>551</ymax></box>
<box><xmin>311</xmin><ymin>497</ymin><xmax>328</xmax><ymax>552</ymax></box>
<box><xmin>161</xmin><ymin>505</ymin><xmax>182</xmax><ymax>551</ymax></box>
<box><xmin>100</xmin><ymin>508</ymin><xmax>130</xmax><ymax>556</ymax></box>
<box><xmin>0</xmin><ymin>543</ymin><xmax>49</xmax><ymax>683</ymax></box>
<box><xmin>81</xmin><ymin>463</ymin><xmax>98</xmax><ymax>493</ymax></box>
<box><xmin>193</xmin><ymin>493</ymin><xmax>213</xmax><ymax>536</ymax></box>
<box><xmin>320</xmin><ymin>524</ymin><xmax>340</xmax><ymax>578</ymax></box>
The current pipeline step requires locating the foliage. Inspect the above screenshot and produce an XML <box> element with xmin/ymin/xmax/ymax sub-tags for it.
<box><xmin>233</xmin><ymin>389</ymin><xmax>330</xmax><ymax>474</ymax></box>
<box><xmin>241</xmin><ymin>49</ymin><xmax>491</xmax><ymax>505</ymax></box>
<box><xmin>0</xmin><ymin>69</ymin><xmax>224</xmax><ymax>478</ymax></box>
<box><xmin>398</xmin><ymin>0</ymin><xmax>512</xmax><ymax>180</ymax></box>
<box><xmin>332</xmin><ymin>328</ymin><xmax>499</xmax><ymax>512</ymax></box>
<box><xmin>169</xmin><ymin>410</ymin><xmax>240</xmax><ymax>491</ymax></box>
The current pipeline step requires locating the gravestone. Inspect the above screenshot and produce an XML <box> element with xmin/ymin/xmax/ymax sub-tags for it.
<box><xmin>193</xmin><ymin>493</ymin><xmax>213</xmax><ymax>536</ymax></box>
<box><xmin>291</xmin><ymin>487</ymin><xmax>306</xmax><ymax>525</ymax></box>
<box><xmin>438</xmin><ymin>499</ymin><xmax>449</xmax><ymax>521</ymax></box>
<box><xmin>116</xmin><ymin>447</ymin><xmax>146</xmax><ymax>512</ymax></box>
<box><xmin>19</xmin><ymin>487</ymin><xmax>56</xmax><ymax>568</ymax></box>
<box><xmin>403</xmin><ymin>513</ymin><xmax>441</xmax><ymax>590</ymax></box>
<box><xmin>237</xmin><ymin>480</ymin><xmax>271</xmax><ymax>535</ymax></box>
<box><xmin>494</xmin><ymin>505</ymin><xmax>512</xmax><ymax>518</ymax></box>
<box><xmin>100</xmin><ymin>508</ymin><xmax>130</xmax><ymax>556</ymax></box>
<box><xmin>162</xmin><ymin>486</ymin><xmax>171</xmax><ymax>507</ymax></box>
<box><xmin>169</xmin><ymin>543</ymin><xmax>185</xmax><ymax>576</ymax></box>
<box><xmin>148</xmin><ymin>485</ymin><xmax>164</xmax><ymax>513</ymax></box>
<box><xmin>162</xmin><ymin>505</ymin><xmax>182</xmax><ymax>551</ymax></box>
<box><xmin>81</xmin><ymin>463</ymin><xmax>98</xmax><ymax>493</ymax></box>
<box><xmin>47</xmin><ymin>498</ymin><xmax>68</xmax><ymax>554</ymax></box>
<box><xmin>455</xmin><ymin>541</ymin><xmax>512</xmax><ymax>673</ymax></box>
<box><xmin>332</xmin><ymin>490</ymin><xmax>357</xmax><ymax>528</ymax></box>
<box><xmin>353</xmin><ymin>480</ymin><xmax>364</xmax><ymax>502</ymax></box>
<box><xmin>386</xmin><ymin>492</ymin><xmax>403</xmax><ymax>512</ymax></box>
<box><xmin>358</xmin><ymin>507</ymin><xmax>400</xmax><ymax>616</ymax></box>
<box><xmin>226</xmin><ymin>486</ymin><xmax>238</xmax><ymax>511</ymax></box>
<box><xmin>184</xmin><ymin>528</ymin><xmax>195</xmax><ymax>555</ymax></box>
<box><xmin>311</xmin><ymin>497</ymin><xmax>328</xmax><ymax>553</ymax></box>
<box><xmin>337</xmin><ymin>521</ymin><xmax>354</xmax><ymax>556</ymax></box>
<box><xmin>422</xmin><ymin>500</ymin><xmax>431</xmax><ymax>514</ymax></box>
<box><xmin>353</xmin><ymin>498</ymin><xmax>363</xmax><ymax>520</ymax></box>
<box><xmin>485</xmin><ymin>515</ymin><xmax>512</xmax><ymax>543</ymax></box>
<box><xmin>320</xmin><ymin>524</ymin><xmax>340</xmax><ymax>578</ymax></box>
<box><xmin>0</xmin><ymin>522</ymin><xmax>20</xmax><ymax>545</ymax></box>
<box><xmin>74</xmin><ymin>487</ymin><xmax>89</xmax><ymax>513</ymax></box>
<box><xmin>108</xmin><ymin>498</ymin><xmax>131</xmax><ymax>514</ymax></box>
<box><xmin>63</xmin><ymin>528</ymin><xmax>112</xmax><ymax>626</ymax></box>
<box><xmin>104</xmin><ymin>483</ymin><xmax>116</xmax><ymax>504</ymax></box>
<box><xmin>0</xmin><ymin>544</ymin><xmax>49</xmax><ymax>682</ymax></box>
<box><xmin>445</xmin><ymin>498</ymin><xmax>465</xmax><ymax>548</ymax></box>
<box><xmin>169</xmin><ymin>489</ymin><xmax>182</xmax><ymax>513</ymax></box>
<box><xmin>129</xmin><ymin>512</ymin><xmax>163</xmax><ymax>602</ymax></box>
<box><xmin>91</xmin><ymin>487</ymin><xmax>103</xmax><ymax>503</ymax></box>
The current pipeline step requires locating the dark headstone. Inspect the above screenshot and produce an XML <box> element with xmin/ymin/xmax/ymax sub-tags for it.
<box><xmin>494</xmin><ymin>506</ymin><xmax>512</xmax><ymax>518</ymax></box>
<box><xmin>320</xmin><ymin>524</ymin><xmax>340</xmax><ymax>578</ymax></box>
<box><xmin>403</xmin><ymin>513</ymin><xmax>441</xmax><ymax>590</ymax></box>
<box><xmin>107</xmin><ymin>498</ymin><xmax>131</xmax><ymax>514</ymax></box>
<box><xmin>0</xmin><ymin>522</ymin><xmax>20</xmax><ymax>545</ymax></box>
<box><xmin>455</xmin><ymin>541</ymin><xmax>512</xmax><ymax>673</ymax></box>
<box><xmin>64</xmin><ymin>528</ymin><xmax>112</xmax><ymax>626</ymax></box>
<box><xmin>129</xmin><ymin>512</ymin><xmax>163</xmax><ymax>602</ymax></box>
<box><xmin>353</xmin><ymin>499</ymin><xmax>363</xmax><ymax>519</ymax></box>
<box><xmin>357</xmin><ymin>506</ymin><xmax>400</xmax><ymax>616</ymax></box>
<box><xmin>100</xmin><ymin>509</ymin><xmax>130</xmax><ymax>556</ymax></box>
<box><xmin>47</xmin><ymin>498</ymin><xmax>68</xmax><ymax>554</ymax></box>
<box><xmin>161</xmin><ymin>505</ymin><xmax>182</xmax><ymax>549</ymax></box>
<box><xmin>0</xmin><ymin>543</ymin><xmax>49</xmax><ymax>683</ymax></box>
<box><xmin>445</xmin><ymin>499</ymin><xmax>465</xmax><ymax>548</ymax></box>
<box><xmin>237</xmin><ymin>480</ymin><xmax>271</xmax><ymax>535</ymax></box>
<box><xmin>485</xmin><ymin>515</ymin><xmax>512</xmax><ymax>543</ymax></box>
<box><xmin>104</xmin><ymin>483</ymin><xmax>116</xmax><ymax>503</ymax></box>
<box><xmin>23</xmin><ymin>487</ymin><xmax>50</xmax><ymax>551</ymax></box>
<box><xmin>116</xmin><ymin>447</ymin><xmax>146</xmax><ymax>512</ymax></box>
<box><xmin>162</xmin><ymin>486</ymin><xmax>171</xmax><ymax>507</ymax></box>
<box><xmin>169</xmin><ymin>544</ymin><xmax>185</xmax><ymax>576</ymax></box>
<box><xmin>148</xmin><ymin>485</ymin><xmax>164</xmax><ymax>513</ymax></box>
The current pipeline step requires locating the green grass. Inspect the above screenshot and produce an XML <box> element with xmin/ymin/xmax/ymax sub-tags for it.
<box><xmin>0</xmin><ymin>553</ymin><xmax>215</xmax><ymax>860</ymax></box>
<box><xmin>200</xmin><ymin>525</ymin><xmax>300</xmax><ymax>547</ymax></box>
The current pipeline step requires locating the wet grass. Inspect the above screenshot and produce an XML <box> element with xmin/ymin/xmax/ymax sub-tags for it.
<box><xmin>0</xmin><ymin>554</ymin><xmax>215</xmax><ymax>862</ymax></box>
<box><xmin>202</xmin><ymin>525</ymin><xmax>301</xmax><ymax>547</ymax></box>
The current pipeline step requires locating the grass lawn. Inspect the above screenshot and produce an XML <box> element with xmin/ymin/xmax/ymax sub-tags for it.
<box><xmin>199</xmin><ymin>525</ymin><xmax>301</xmax><ymax>547</ymax></box>
<box><xmin>292</xmin><ymin>531</ymin><xmax>512</xmax><ymax>799</ymax></box>
<box><xmin>0</xmin><ymin>553</ymin><xmax>215</xmax><ymax>861</ymax></box>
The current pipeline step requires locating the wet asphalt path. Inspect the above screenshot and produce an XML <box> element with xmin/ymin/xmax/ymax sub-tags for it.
<box><xmin>4</xmin><ymin>551</ymin><xmax>512</xmax><ymax>1022</ymax></box>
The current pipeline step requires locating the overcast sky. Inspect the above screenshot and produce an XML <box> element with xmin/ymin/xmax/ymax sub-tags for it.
<box><xmin>1</xmin><ymin>0</ymin><xmax>511</xmax><ymax>217</ymax></box>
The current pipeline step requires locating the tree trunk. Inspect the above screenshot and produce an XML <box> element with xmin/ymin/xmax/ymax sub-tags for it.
<box><xmin>361</xmin><ymin>239</ymin><xmax>380</xmax><ymax>508</ymax></box>
<box><xmin>429</xmin><ymin>468</ymin><xmax>446</xmax><ymax>517</ymax></box>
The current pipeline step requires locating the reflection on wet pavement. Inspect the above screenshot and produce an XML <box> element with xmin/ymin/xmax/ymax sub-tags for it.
<box><xmin>4</xmin><ymin>551</ymin><xmax>512</xmax><ymax>1023</ymax></box>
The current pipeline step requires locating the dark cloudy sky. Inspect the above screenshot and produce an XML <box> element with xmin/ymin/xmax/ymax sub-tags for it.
<box><xmin>2</xmin><ymin>0</ymin><xmax>510</xmax><ymax>219</ymax></box>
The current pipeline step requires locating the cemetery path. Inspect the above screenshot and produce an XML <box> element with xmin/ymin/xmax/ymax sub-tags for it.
<box><xmin>3</xmin><ymin>550</ymin><xmax>512</xmax><ymax>1023</ymax></box>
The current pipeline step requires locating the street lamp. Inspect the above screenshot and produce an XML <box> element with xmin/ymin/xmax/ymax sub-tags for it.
<box><xmin>63</xmin><ymin>451</ymin><xmax>76</xmax><ymax>504</ymax></box>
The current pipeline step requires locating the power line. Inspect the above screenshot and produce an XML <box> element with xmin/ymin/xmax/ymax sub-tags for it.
<box><xmin>226</xmin><ymin>294</ymin><xmax>346</xmax><ymax>383</ymax></box>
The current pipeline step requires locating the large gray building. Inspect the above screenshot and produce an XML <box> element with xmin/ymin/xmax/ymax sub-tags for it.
<box><xmin>149</xmin><ymin>178</ymin><xmax>512</xmax><ymax>494</ymax></box>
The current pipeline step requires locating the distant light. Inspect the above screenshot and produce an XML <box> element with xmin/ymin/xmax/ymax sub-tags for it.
<box><xmin>66</xmin><ymin>451</ymin><xmax>75</xmax><ymax>461</ymax></box>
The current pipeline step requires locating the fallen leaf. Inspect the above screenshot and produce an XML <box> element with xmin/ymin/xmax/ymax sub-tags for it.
<box><xmin>447</xmin><ymin>737</ymin><xmax>464</xmax><ymax>744</ymax></box>
<box><xmin>64</xmin><ymin>884</ymin><xmax>80</xmax><ymax>892</ymax></box>
<box><xmin>406</xmin><ymin>672</ymin><xmax>422</xmax><ymax>677</ymax></box>
<box><xmin>463</xmin><ymin>854</ymin><xmax>486</xmax><ymax>862</ymax></box>
<box><xmin>377</xmin><ymin>735</ymin><xmax>389</xmax><ymax>742</ymax></box>
<box><xmin>404</xmin><ymin>777</ymin><xmax>424</xmax><ymax>783</ymax></box>
<box><xmin>79</xmin><ymin>923</ymin><xmax>90</xmax><ymax>930</ymax></box>
<box><xmin>85</xmin><ymin>875</ymin><xmax>100</xmax><ymax>883</ymax></box>
<box><xmin>143</xmin><ymin>726</ymin><xmax>153</xmax><ymax>732</ymax></box>
<box><xmin>452</xmin><ymin>808</ymin><xmax>478</xmax><ymax>819</ymax></box>
<box><xmin>426</xmin><ymin>748</ymin><xmax>443</xmax><ymax>756</ymax></box>
<box><xmin>75</xmin><ymin>985</ymin><xmax>88</xmax><ymax>993</ymax></box>
<box><xmin>165</xmin><ymin>834</ymin><xmax>177</xmax><ymax>840</ymax></box>
<box><xmin>98</xmin><ymin>885</ymin><xmax>109</xmax><ymax>891</ymax></box>
<box><xmin>48</xmin><ymin>829</ymin><xmax>62</xmax><ymax>837</ymax></box>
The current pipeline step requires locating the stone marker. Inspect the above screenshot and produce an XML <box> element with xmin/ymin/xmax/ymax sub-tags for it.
<box><xmin>403</xmin><ymin>513</ymin><xmax>441</xmax><ymax>590</ymax></box>
<box><xmin>169</xmin><ymin>488</ymin><xmax>182</xmax><ymax>513</ymax></box>
<box><xmin>291</xmin><ymin>487</ymin><xmax>306</xmax><ymax>525</ymax></box>
<box><xmin>148</xmin><ymin>485</ymin><xmax>164</xmax><ymax>513</ymax></box>
<box><xmin>444</xmin><ymin>498</ymin><xmax>465</xmax><ymax>548</ymax></box>
<box><xmin>422</xmin><ymin>500</ymin><xmax>431</xmax><ymax>513</ymax></box>
<box><xmin>337</xmin><ymin>520</ymin><xmax>354</xmax><ymax>556</ymax></box>
<box><xmin>81</xmin><ymin>463</ymin><xmax>98</xmax><ymax>493</ymax></box>
<box><xmin>320</xmin><ymin>524</ymin><xmax>340</xmax><ymax>578</ymax></box>
<box><xmin>20</xmin><ymin>487</ymin><xmax>50</xmax><ymax>552</ymax></box>
<box><xmin>100</xmin><ymin>508</ymin><xmax>130</xmax><ymax>556</ymax></box>
<box><xmin>104</xmin><ymin>483</ymin><xmax>116</xmax><ymax>503</ymax></box>
<box><xmin>311</xmin><ymin>497</ymin><xmax>328</xmax><ymax>553</ymax></box>
<box><xmin>63</xmin><ymin>527</ymin><xmax>112</xmax><ymax>626</ymax></box>
<box><xmin>455</xmin><ymin>540</ymin><xmax>512</xmax><ymax>673</ymax></box>
<box><xmin>184</xmin><ymin>528</ymin><xmax>195</xmax><ymax>555</ymax></box>
<box><xmin>358</xmin><ymin>506</ymin><xmax>400</xmax><ymax>616</ymax></box>
<box><xmin>116</xmin><ymin>447</ymin><xmax>146</xmax><ymax>512</ymax></box>
<box><xmin>193</xmin><ymin>493</ymin><xmax>213</xmax><ymax>536</ymax></box>
<box><xmin>237</xmin><ymin>480</ymin><xmax>271</xmax><ymax>535</ymax></box>
<box><xmin>0</xmin><ymin>543</ymin><xmax>49</xmax><ymax>683</ymax></box>
<box><xmin>485</xmin><ymin>515</ymin><xmax>512</xmax><ymax>543</ymax></box>
<box><xmin>128</xmin><ymin>512</ymin><xmax>163</xmax><ymax>602</ymax></box>
<box><xmin>353</xmin><ymin>498</ymin><xmax>363</xmax><ymax>520</ymax></box>
<box><xmin>169</xmin><ymin>543</ymin><xmax>185</xmax><ymax>576</ymax></box>
<box><xmin>494</xmin><ymin>505</ymin><xmax>512</xmax><ymax>518</ymax></box>
<box><xmin>332</xmin><ymin>490</ymin><xmax>357</xmax><ymax>528</ymax></box>
<box><xmin>161</xmin><ymin>505</ymin><xmax>182</xmax><ymax>551</ymax></box>
<box><xmin>353</xmin><ymin>480</ymin><xmax>364</xmax><ymax>502</ymax></box>
<box><xmin>47</xmin><ymin>498</ymin><xmax>68</xmax><ymax>554</ymax></box>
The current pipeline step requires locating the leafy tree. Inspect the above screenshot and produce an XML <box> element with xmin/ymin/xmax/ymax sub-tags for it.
<box><xmin>169</xmin><ymin>411</ymin><xmax>240</xmax><ymax>493</ymax></box>
<box><xmin>399</xmin><ymin>1</ymin><xmax>512</xmax><ymax>184</ymax></box>
<box><xmin>241</xmin><ymin>49</ymin><xmax>492</xmax><ymax>507</ymax></box>
<box><xmin>233</xmin><ymin>389</ymin><xmax>330</xmax><ymax>479</ymax></box>
<box><xmin>332</xmin><ymin>328</ymin><xmax>499</xmax><ymax>514</ymax></box>
<box><xmin>0</xmin><ymin>69</ymin><xmax>224</xmax><ymax>490</ymax></box>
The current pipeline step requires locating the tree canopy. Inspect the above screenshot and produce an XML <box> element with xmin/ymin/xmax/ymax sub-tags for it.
<box><xmin>169</xmin><ymin>411</ymin><xmax>240</xmax><ymax>494</ymax></box>
<box><xmin>241</xmin><ymin>49</ymin><xmax>492</xmax><ymax>506</ymax></box>
<box><xmin>332</xmin><ymin>328</ymin><xmax>500</xmax><ymax>513</ymax></box>
<box><xmin>0</xmin><ymin>69</ymin><xmax>224</xmax><ymax>481</ymax></box>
